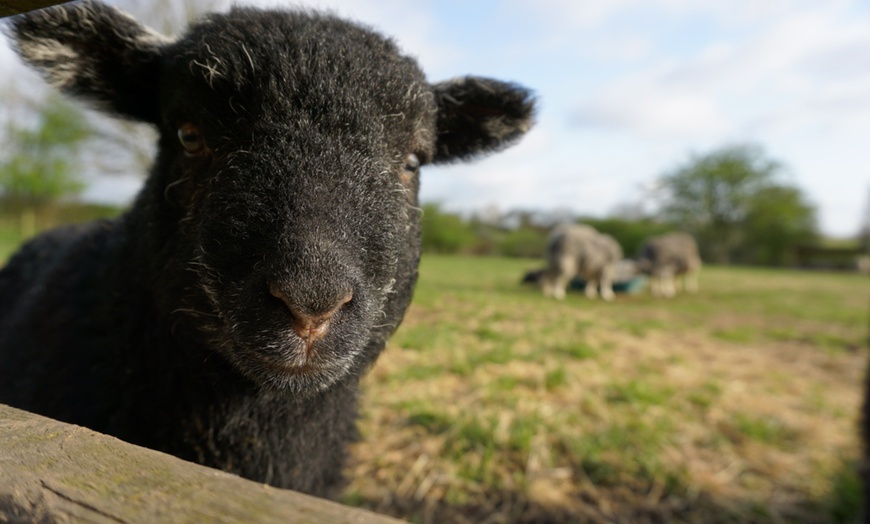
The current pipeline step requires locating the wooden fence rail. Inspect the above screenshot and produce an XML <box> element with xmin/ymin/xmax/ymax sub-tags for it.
<box><xmin>1</xmin><ymin>1</ymin><xmax>71</xmax><ymax>18</ymax></box>
<box><xmin>0</xmin><ymin>403</ymin><xmax>402</xmax><ymax>523</ymax></box>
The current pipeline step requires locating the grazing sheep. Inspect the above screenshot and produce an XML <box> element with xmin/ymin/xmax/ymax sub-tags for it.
<box><xmin>636</xmin><ymin>232</ymin><xmax>701</xmax><ymax>298</ymax></box>
<box><xmin>0</xmin><ymin>1</ymin><xmax>535</xmax><ymax>497</ymax></box>
<box><xmin>541</xmin><ymin>223</ymin><xmax>623</xmax><ymax>301</ymax></box>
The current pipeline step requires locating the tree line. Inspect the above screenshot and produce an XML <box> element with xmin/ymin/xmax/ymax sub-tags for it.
<box><xmin>0</xmin><ymin>97</ymin><xmax>824</xmax><ymax>267</ymax></box>
<box><xmin>423</xmin><ymin>144</ymin><xmax>821</xmax><ymax>267</ymax></box>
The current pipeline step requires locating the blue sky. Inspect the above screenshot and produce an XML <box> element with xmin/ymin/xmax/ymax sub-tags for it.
<box><xmin>2</xmin><ymin>0</ymin><xmax>868</xmax><ymax>236</ymax></box>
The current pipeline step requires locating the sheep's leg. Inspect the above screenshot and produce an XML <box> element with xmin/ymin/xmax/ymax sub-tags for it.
<box><xmin>601</xmin><ymin>283</ymin><xmax>615</xmax><ymax>301</ymax></box>
<box><xmin>584</xmin><ymin>278</ymin><xmax>599</xmax><ymax>299</ymax></box>
<box><xmin>541</xmin><ymin>282</ymin><xmax>553</xmax><ymax>297</ymax></box>
<box><xmin>541</xmin><ymin>274</ymin><xmax>555</xmax><ymax>297</ymax></box>
<box><xmin>650</xmin><ymin>275</ymin><xmax>661</xmax><ymax>297</ymax></box>
<box><xmin>551</xmin><ymin>256</ymin><xmax>577</xmax><ymax>300</ymax></box>
<box><xmin>663</xmin><ymin>275</ymin><xmax>677</xmax><ymax>298</ymax></box>
<box><xmin>652</xmin><ymin>267</ymin><xmax>677</xmax><ymax>298</ymax></box>
<box><xmin>546</xmin><ymin>268</ymin><xmax>568</xmax><ymax>300</ymax></box>
<box><xmin>599</xmin><ymin>268</ymin><xmax>616</xmax><ymax>301</ymax></box>
<box><xmin>553</xmin><ymin>273</ymin><xmax>570</xmax><ymax>300</ymax></box>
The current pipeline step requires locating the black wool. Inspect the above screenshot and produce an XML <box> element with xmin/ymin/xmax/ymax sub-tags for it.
<box><xmin>0</xmin><ymin>0</ymin><xmax>535</xmax><ymax>497</ymax></box>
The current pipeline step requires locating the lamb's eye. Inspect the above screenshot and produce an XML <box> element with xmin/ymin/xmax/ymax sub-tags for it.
<box><xmin>178</xmin><ymin>123</ymin><xmax>206</xmax><ymax>155</ymax></box>
<box><xmin>403</xmin><ymin>154</ymin><xmax>420</xmax><ymax>174</ymax></box>
<box><xmin>399</xmin><ymin>153</ymin><xmax>420</xmax><ymax>188</ymax></box>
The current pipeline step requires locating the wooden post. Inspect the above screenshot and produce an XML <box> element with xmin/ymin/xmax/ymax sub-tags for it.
<box><xmin>0</xmin><ymin>403</ymin><xmax>403</xmax><ymax>523</ymax></box>
<box><xmin>0</xmin><ymin>1</ymin><xmax>71</xmax><ymax>17</ymax></box>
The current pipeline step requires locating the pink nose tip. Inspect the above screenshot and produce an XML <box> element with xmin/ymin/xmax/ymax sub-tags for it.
<box><xmin>289</xmin><ymin>311</ymin><xmax>332</xmax><ymax>342</ymax></box>
<box><xmin>268</xmin><ymin>284</ymin><xmax>353</xmax><ymax>346</ymax></box>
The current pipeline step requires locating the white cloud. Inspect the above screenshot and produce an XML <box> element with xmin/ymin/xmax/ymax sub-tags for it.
<box><xmin>80</xmin><ymin>174</ymin><xmax>143</xmax><ymax>205</ymax></box>
<box><xmin>591</xmin><ymin>33</ymin><xmax>654</xmax><ymax>63</ymax></box>
<box><xmin>3</xmin><ymin>0</ymin><xmax>867</xmax><ymax>236</ymax></box>
<box><xmin>573</xmin><ymin>83</ymin><xmax>728</xmax><ymax>138</ymax></box>
<box><xmin>510</xmin><ymin>0</ymin><xmax>844</xmax><ymax>31</ymax></box>
<box><xmin>570</xmin><ymin>1</ymin><xmax>870</xmax><ymax>140</ymax></box>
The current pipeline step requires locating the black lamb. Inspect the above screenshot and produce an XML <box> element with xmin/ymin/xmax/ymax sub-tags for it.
<box><xmin>0</xmin><ymin>1</ymin><xmax>535</xmax><ymax>497</ymax></box>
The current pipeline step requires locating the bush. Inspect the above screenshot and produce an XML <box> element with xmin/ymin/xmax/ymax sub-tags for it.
<box><xmin>496</xmin><ymin>227</ymin><xmax>547</xmax><ymax>258</ymax></box>
<box><xmin>421</xmin><ymin>203</ymin><xmax>478</xmax><ymax>254</ymax></box>
<box><xmin>581</xmin><ymin>217</ymin><xmax>673</xmax><ymax>256</ymax></box>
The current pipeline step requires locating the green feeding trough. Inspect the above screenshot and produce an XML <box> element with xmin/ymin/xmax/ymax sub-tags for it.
<box><xmin>570</xmin><ymin>275</ymin><xmax>647</xmax><ymax>294</ymax></box>
<box><xmin>521</xmin><ymin>268</ymin><xmax>648</xmax><ymax>295</ymax></box>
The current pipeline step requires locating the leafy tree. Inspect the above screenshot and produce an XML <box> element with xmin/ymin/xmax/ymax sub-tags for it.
<box><xmin>657</xmin><ymin>143</ymin><xmax>817</xmax><ymax>265</ymax></box>
<box><xmin>0</xmin><ymin>96</ymin><xmax>91</xmax><ymax>207</ymax></box>
<box><xmin>420</xmin><ymin>202</ymin><xmax>478</xmax><ymax>254</ymax></box>
<box><xmin>582</xmin><ymin>216</ymin><xmax>673</xmax><ymax>257</ymax></box>
<box><xmin>741</xmin><ymin>185</ymin><xmax>817</xmax><ymax>265</ymax></box>
<box><xmin>496</xmin><ymin>227</ymin><xmax>547</xmax><ymax>258</ymax></box>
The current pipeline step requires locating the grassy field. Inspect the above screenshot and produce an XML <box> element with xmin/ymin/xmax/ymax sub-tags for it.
<box><xmin>344</xmin><ymin>255</ymin><xmax>869</xmax><ymax>523</ymax></box>
<box><xmin>0</xmin><ymin>203</ymin><xmax>121</xmax><ymax>262</ymax></box>
<box><xmin>1</xmin><ymin>222</ymin><xmax>867</xmax><ymax>522</ymax></box>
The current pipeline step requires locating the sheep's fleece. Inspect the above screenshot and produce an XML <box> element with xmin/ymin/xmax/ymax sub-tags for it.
<box><xmin>0</xmin><ymin>1</ymin><xmax>535</xmax><ymax>496</ymax></box>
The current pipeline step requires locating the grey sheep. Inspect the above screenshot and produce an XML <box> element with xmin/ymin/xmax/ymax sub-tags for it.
<box><xmin>541</xmin><ymin>223</ymin><xmax>623</xmax><ymax>301</ymax></box>
<box><xmin>636</xmin><ymin>232</ymin><xmax>702</xmax><ymax>297</ymax></box>
<box><xmin>0</xmin><ymin>1</ymin><xmax>535</xmax><ymax>498</ymax></box>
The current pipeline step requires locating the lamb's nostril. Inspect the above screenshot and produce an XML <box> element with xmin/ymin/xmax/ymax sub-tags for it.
<box><xmin>286</xmin><ymin>297</ymin><xmax>349</xmax><ymax>345</ymax></box>
<box><xmin>339</xmin><ymin>291</ymin><xmax>353</xmax><ymax>307</ymax></box>
<box><xmin>268</xmin><ymin>283</ymin><xmax>289</xmax><ymax>303</ymax></box>
<box><xmin>268</xmin><ymin>283</ymin><xmax>353</xmax><ymax>344</ymax></box>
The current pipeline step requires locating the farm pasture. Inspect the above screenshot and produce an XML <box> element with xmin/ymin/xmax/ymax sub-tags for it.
<box><xmin>0</xmin><ymin>226</ymin><xmax>865</xmax><ymax>522</ymax></box>
<box><xmin>346</xmin><ymin>255</ymin><xmax>868</xmax><ymax>523</ymax></box>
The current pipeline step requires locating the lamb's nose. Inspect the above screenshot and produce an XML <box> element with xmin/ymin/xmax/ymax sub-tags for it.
<box><xmin>268</xmin><ymin>284</ymin><xmax>353</xmax><ymax>344</ymax></box>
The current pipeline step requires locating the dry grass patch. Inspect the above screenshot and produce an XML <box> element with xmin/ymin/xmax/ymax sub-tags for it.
<box><xmin>345</xmin><ymin>256</ymin><xmax>868</xmax><ymax>523</ymax></box>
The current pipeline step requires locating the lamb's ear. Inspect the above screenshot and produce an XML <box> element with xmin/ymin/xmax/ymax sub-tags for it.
<box><xmin>430</xmin><ymin>76</ymin><xmax>536</xmax><ymax>164</ymax></box>
<box><xmin>8</xmin><ymin>0</ymin><xmax>170</xmax><ymax>123</ymax></box>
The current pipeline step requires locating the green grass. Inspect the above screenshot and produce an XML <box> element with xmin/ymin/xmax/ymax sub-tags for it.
<box><xmin>3</xmin><ymin>219</ymin><xmax>868</xmax><ymax>523</ymax></box>
<box><xmin>0</xmin><ymin>203</ymin><xmax>121</xmax><ymax>262</ymax></box>
<box><xmin>712</xmin><ymin>326</ymin><xmax>758</xmax><ymax>344</ymax></box>
<box><xmin>348</xmin><ymin>254</ymin><xmax>870</xmax><ymax>523</ymax></box>
<box><xmin>825</xmin><ymin>460</ymin><xmax>864</xmax><ymax>523</ymax></box>
<box><xmin>405</xmin><ymin>409</ymin><xmax>453</xmax><ymax>434</ymax></box>
<box><xmin>544</xmin><ymin>366</ymin><xmax>568</xmax><ymax>391</ymax></box>
<box><xmin>550</xmin><ymin>340</ymin><xmax>598</xmax><ymax>360</ymax></box>
<box><xmin>605</xmin><ymin>379</ymin><xmax>675</xmax><ymax>407</ymax></box>
<box><xmin>686</xmin><ymin>380</ymin><xmax>724</xmax><ymax>410</ymax></box>
<box><xmin>391</xmin><ymin>322</ymin><xmax>461</xmax><ymax>351</ymax></box>
<box><xmin>565</xmin><ymin>417</ymin><xmax>680</xmax><ymax>486</ymax></box>
<box><xmin>0</xmin><ymin>228</ymin><xmax>25</xmax><ymax>263</ymax></box>
<box><xmin>727</xmin><ymin>413</ymin><xmax>801</xmax><ymax>448</ymax></box>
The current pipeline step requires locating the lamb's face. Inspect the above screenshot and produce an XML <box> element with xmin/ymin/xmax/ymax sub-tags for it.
<box><xmin>175</xmin><ymin>133</ymin><xmax>419</xmax><ymax>393</ymax></box>
<box><xmin>152</xmin><ymin>11</ymin><xmax>434</xmax><ymax>392</ymax></box>
<box><xmin>11</xmin><ymin>1</ymin><xmax>535</xmax><ymax>394</ymax></box>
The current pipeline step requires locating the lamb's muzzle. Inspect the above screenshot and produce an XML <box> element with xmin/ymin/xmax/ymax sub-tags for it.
<box><xmin>269</xmin><ymin>282</ymin><xmax>352</xmax><ymax>347</ymax></box>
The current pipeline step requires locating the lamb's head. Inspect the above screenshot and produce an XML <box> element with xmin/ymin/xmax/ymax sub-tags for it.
<box><xmin>10</xmin><ymin>1</ymin><xmax>535</xmax><ymax>394</ymax></box>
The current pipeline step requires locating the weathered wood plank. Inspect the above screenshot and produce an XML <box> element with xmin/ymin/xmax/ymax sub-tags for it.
<box><xmin>0</xmin><ymin>403</ymin><xmax>403</xmax><ymax>524</ymax></box>
<box><xmin>0</xmin><ymin>1</ymin><xmax>71</xmax><ymax>18</ymax></box>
